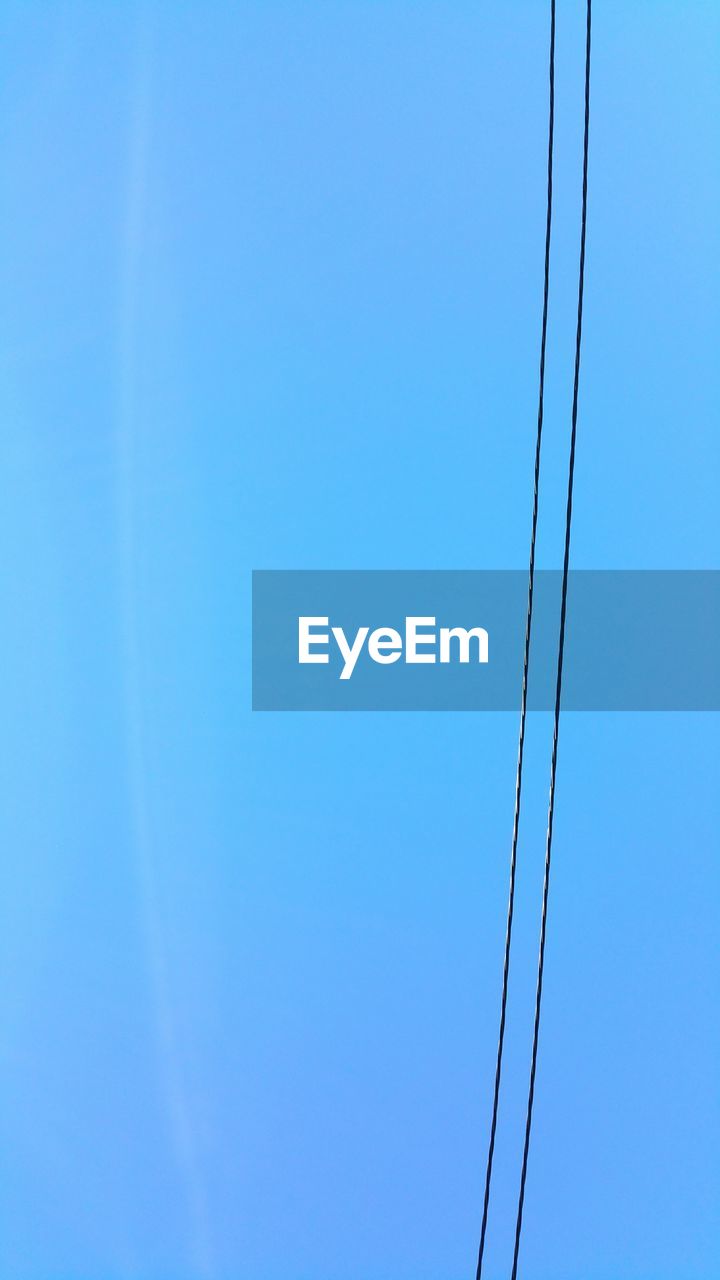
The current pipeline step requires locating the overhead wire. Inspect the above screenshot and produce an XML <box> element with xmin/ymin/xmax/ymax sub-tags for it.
<box><xmin>473</xmin><ymin>0</ymin><xmax>592</xmax><ymax>1273</ymax></box>
<box><xmin>474</xmin><ymin>2</ymin><xmax>556</xmax><ymax>1276</ymax></box>
<box><xmin>509</xmin><ymin>1</ymin><xmax>592</xmax><ymax>1275</ymax></box>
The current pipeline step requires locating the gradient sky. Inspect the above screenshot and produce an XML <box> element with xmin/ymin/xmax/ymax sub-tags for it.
<box><xmin>0</xmin><ymin>3</ymin><xmax>718</xmax><ymax>1278</ymax></box>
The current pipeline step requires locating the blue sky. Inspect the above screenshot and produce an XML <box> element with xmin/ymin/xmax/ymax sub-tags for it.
<box><xmin>0</xmin><ymin>3</ymin><xmax>718</xmax><ymax>1277</ymax></box>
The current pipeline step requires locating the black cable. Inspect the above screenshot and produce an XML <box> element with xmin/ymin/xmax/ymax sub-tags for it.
<box><xmin>509</xmin><ymin>3</ymin><xmax>591</xmax><ymax>1277</ymax></box>
<box><xmin>474</xmin><ymin>4</ymin><xmax>555</xmax><ymax>1277</ymax></box>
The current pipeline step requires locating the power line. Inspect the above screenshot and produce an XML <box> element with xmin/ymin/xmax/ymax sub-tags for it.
<box><xmin>510</xmin><ymin>2</ymin><xmax>592</xmax><ymax>1276</ymax></box>
<box><xmin>474</xmin><ymin>3</ymin><xmax>556</xmax><ymax>1277</ymax></box>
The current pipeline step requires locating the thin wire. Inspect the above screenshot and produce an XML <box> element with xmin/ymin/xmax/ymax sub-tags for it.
<box><xmin>510</xmin><ymin>3</ymin><xmax>591</xmax><ymax>1277</ymax></box>
<box><xmin>474</xmin><ymin>4</ymin><xmax>555</xmax><ymax>1277</ymax></box>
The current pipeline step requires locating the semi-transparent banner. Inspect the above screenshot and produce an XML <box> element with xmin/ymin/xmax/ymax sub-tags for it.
<box><xmin>252</xmin><ymin>571</ymin><xmax>720</xmax><ymax>711</ymax></box>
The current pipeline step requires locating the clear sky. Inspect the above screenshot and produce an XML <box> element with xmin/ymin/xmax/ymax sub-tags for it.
<box><xmin>0</xmin><ymin>2</ymin><xmax>718</xmax><ymax>1278</ymax></box>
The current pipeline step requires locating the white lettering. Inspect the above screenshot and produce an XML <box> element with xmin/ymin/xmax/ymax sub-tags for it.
<box><xmin>439</xmin><ymin>626</ymin><xmax>489</xmax><ymax>664</ymax></box>
<box><xmin>406</xmin><ymin>616</ymin><xmax>436</xmax><ymax>664</ymax></box>
<box><xmin>332</xmin><ymin>626</ymin><xmax>370</xmax><ymax>680</ymax></box>
<box><xmin>297</xmin><ymin>615</ymin><xmax>489</xmax><ymax>678</ymax></box>
<box><xmin>368</xmin><ymin>628</ymin><xmax>403</xmax><ymax>664</ymax></box>
<box><xmin>298</xmin><ymin>616</ymin><xmax>329</xmax><ymax>664</ymax></box>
